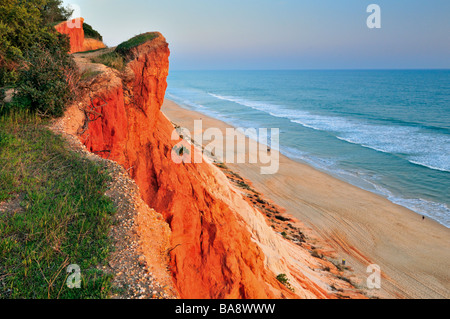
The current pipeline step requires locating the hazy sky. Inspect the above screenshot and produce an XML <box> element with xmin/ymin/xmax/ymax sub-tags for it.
<box><xmin>63</xmin><ymin>0</ymin><xmax>450</xmax><ymax>70</ymax></box>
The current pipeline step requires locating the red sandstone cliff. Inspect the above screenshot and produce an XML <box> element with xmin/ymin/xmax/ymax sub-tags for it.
<box><xmin>55</xmin><ymin>18</ymin><xmax>85</xmax><ymax>54</ymax></box>
<box><xmin>60</xmin><ymin>33</ymin><xmax>361</xmax><ymax>299</ymax></box>
<box><xmin>55</xmin><ymin>18</ymin><xmax>106</xmax><ymax>53</ymax></box>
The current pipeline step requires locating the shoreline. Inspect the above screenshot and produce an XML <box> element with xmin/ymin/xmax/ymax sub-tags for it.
<box><xmin>162</xmin><ymin>98</ymin><xmax>450</xmax><ymax>299</ymax></box>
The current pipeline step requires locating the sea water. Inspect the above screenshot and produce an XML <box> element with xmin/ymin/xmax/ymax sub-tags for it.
<box><xmin>166</xmin><ymin>70</ymin><xmax>450</xmax><ymax>228</ymax></box>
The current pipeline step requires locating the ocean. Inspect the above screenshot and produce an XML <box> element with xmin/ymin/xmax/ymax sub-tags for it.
<box><xmin>166</xmin><ymin>70</ymin><xmax>450</xmax><ymax>228</ymax></box>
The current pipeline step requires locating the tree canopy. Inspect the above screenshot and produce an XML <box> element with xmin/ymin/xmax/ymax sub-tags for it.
<box><xmin>0</xmin><ymin>0</ymin><xmax>79</xmax><ymax>118</ymax></box>
<box><xmin>0</xmin><ymin>0</ymin><xmax>74</xmax><ymax>86</ymax></box>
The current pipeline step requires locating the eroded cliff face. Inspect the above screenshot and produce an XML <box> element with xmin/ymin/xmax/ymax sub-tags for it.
<box><xmin>55</xmin><ymin>18</ymin><xmax>85</xmax><ymax>54</ymax></box>
<box><xmin>65</xmin><ymin>34</ymin><xmax>351</xmax><ymax>299</ymax></box>
<box><xmin>55</xmin><ymin>18</ymin><xmax>106</xmax><ymax>53</ymax></box>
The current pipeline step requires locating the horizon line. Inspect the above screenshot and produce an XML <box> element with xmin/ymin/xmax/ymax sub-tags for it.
<box><xmin>170</xmin><ymin>68</ymin><xmax>450</xmax><ymax>72</ymax></box>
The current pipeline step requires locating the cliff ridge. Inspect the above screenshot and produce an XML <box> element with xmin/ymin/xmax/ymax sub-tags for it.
<box><xmin>58</xmin><ymin>33</ymin><xmax>364</xmax><ymax>299</ymax></box>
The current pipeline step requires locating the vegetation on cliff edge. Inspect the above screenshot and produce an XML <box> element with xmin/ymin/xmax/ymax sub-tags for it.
<box><xmin>0</xmin><ymin>0</ymin><xmax>78</xmax><ymax>118</ymax></box>
<box><xmin>92</xmin><ymin>51</ymin><xmax>125</xmax><ymax>71</ymax></box>
<box><xmin>115</xmin><ymin>32</ymin><xmax>159</xmax><ymax>56</ymax></box>
<box><xmin>0</xmin><ymin>111</ymin><xmax>115</xmax><ymax>298</ymax></box>
<box><xmin>92</xmin><ymin>32</ymin><xmax>160</xmax><ymax>71</ymax></box>
<box><xmin>83</xmin><ymin>22</ymin><xmax>103</xmax><ymax>42</ymax></box>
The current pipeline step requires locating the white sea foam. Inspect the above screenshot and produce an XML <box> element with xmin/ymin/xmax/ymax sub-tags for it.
<box><xmin>167</xmin><ymin>93</ymin><xmax>206</xmax><ymax>110</ymax></box>
<box><xmin>208</xmin><ymin>93</ymin><xmax>450</xmax><ymax>173</ymax></box>
<box><xmin>281</xmin><ymin>145</ymin><xmax>450</xmax><ymax>228</ymax></box>
<box><xmin>368</xmin><ymin>182</ymin><xmax>450</xmax><ymax>228</ymax></box>
<box><xmin>169</xmin><ymin>91</ymin><xmax>450</xmax><ymax>227</ymax></box>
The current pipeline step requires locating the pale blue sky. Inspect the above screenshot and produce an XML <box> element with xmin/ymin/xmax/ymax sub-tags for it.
<box><xmin>63</xmin><ymin>0</ymin><xmax>450</xmax><ymax>70</ymax></box>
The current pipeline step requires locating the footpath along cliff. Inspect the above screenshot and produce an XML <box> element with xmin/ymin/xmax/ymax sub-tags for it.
<box><xmin>59</xmin><ymin>31</ymin><xmax>364</xmax><ymax>299</ymax></box>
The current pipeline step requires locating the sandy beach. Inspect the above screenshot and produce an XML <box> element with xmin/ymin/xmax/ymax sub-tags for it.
<box><xmin>162</xmin><ymin>99</ymin><xmax>450</xmax><ymax>299</ymax></box>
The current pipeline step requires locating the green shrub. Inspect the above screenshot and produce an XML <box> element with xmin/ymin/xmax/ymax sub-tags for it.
<box><xmin>337</xmin><ymin>275</ymin><xmax>354</xmax><ymax>287</ymax></box>
<box><xmin>0</xmin><ymin>0</ymin><xmax>75</xmax><ymax>89</ymax></box>
<box><xmin>115</xmin><ymin>32</ymin><xmax>159</xmax><ymax>56</ymax></box>
<box><xmin>237</xmin><ymin>180</ymin><xmax>252</xmax><ymax>191</ymax></box>
<box><xmin>0</xmin><ymin>23</ymin><xmax>22</xmax><ymax>87</ymax></box>
<box><xmin>227</xmin><ymin>170</ymin><xmax>242</xmax><ymax>179</ymax></box>
<box><xmin>83</xmin><ymin>22</ymin><xmax>103</xmax><ymax>41</ymax></box>
<box><xmin>214</xmin><ymin>162</ymin><xmax>228</xmax><ymax>169</ymax></box>
<box><xmin>276</xmin><ymin>274</ymin><xmax>295</xmax><ymax>292</ymax></box>
<box><xmin>0</xmin><ymin>87</ymin><xmax>5</xmax><ymax>112</ymax></box>
<box><xmin>14</xmin><ymin>33</ymin><xmax>79</xmax><ymax>118</ymax></box>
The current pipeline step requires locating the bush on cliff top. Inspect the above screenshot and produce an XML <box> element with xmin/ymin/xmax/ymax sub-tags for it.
<box><xmin>115</xmin><ymin>32</ymin><xmax>159</xmax><ymax>56</ymax></box>
<box><xmin>92</xmin><ymin>32</ymin><xmax>159</xmax><ymax>71</ymax></box>
<box><xmin>83</xmin><ymin>22</ymin><xmax>103</xmax><ymax>41</ymax></box>
<box><xmin>1</xmin><ymin>0</ymin><xmax>78</xmax><ymax>119</ymax></box>
<box><xmin>13</xmin><ymin>32</ymin><xmax>79</xmax><ymax>118</ymax></box>
<box><xmin>0</xmin><ymin>0</ymin><xmax>73</xmax><ymax>86</ymax></box>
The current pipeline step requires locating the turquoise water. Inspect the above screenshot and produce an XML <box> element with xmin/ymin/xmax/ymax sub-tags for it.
<box><xmin>166</xmin><ymin>70</ymin><xmax>450</xmax><ymax>227</ymax></box>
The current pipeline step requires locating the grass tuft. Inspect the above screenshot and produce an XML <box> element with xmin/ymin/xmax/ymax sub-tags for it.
<box><xmin>92</xmin><ymin>52</ymin><xmax>125</xmax><ymax>71</ymax></box>
<box><xmin>0</xmin><ymin>111</ymin><xmax>115</xmax><ymax>298</ymax></box>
